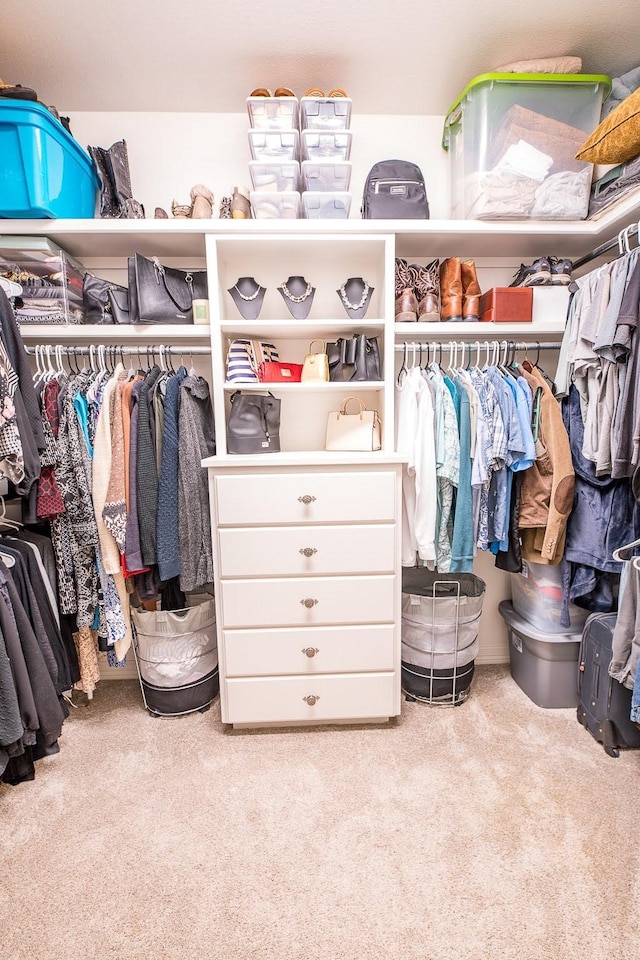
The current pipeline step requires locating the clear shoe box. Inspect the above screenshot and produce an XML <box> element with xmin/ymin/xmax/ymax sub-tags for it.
<box><xmin>248</xmin><ymin>129</ymin><xmax>300</xmax><ymax>162</ymax></box>
<box><xmin>301</xmin><ymin>161</ymin><xmax>352</xmax><ymax>192</ymax></box>
<box><xmin>249</xmin><ymin>161</ymin><xmax>300</xmax><ymax>193</ymax></box>
<box><xmin>250</xmin><ymin>191</ymin><xmax>301</xmax><ymax>219</ymax></box>
<box><xmin>302</xmin><ymin>192</ymin><xmax>351</xmax><ymax>219</ymax></box>
<box><xmin>300</xmin><ymin>130</ymin><xmax>352</xmax><ymax>162</ymax></box>
<box><xmin>247</xmin><ymin>96</ymin><xmax>299</xmax><ymax>131</ymax></box>
<box><xmin>300</xmin><ymin>96</ymin><xmax>352</xmax><ymax>131</ymax></box>
<box><xmin>0</xmin><ymin>236</ymin><xmax>86</xmax><ymax>323</ymax></box>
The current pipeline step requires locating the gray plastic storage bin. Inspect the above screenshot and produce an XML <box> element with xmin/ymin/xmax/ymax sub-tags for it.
<box><xmin>499</xmin><ymin>600</ymin><xmax>581</xmax><ymax>709</ymax></box>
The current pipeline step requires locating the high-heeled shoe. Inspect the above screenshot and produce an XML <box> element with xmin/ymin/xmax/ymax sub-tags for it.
<box><xmin>231</xmin><ymin>186</ymin><xmax>252</xmax><ymax>219</ymax></box>
<box><xmin>190</xmin><ymin>183</ymin><xmax>214</xmax><ymax>219</ymax></box>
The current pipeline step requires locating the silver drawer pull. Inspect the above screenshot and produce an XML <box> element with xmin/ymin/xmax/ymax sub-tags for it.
<box><xmin>302</xmin><ymin>647</ymin><xmax>320</xmax><ymax>658</ymax></box>
<box><xmin>303</xmin><ymin>695</ymin><xmax>320</xmax><ymax>706</ymax></box>
<box><xmin>297</xmin><ymin>495</ymin><xmax>316</xmax><ymax>505</ymax></box>
<box><xmin>299</xmin><ymin>547</ymin><xmax>317</xmax><ymax>558</ymax></box>
<box><xmin>300</xmin><ymin>598</ymin><xmax>318</xmax><ymax>609</ymax></box>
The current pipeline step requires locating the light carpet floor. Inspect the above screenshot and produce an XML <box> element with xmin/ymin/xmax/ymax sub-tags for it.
<box><xmin>2</xmin><ymin>665</ymin><xmax>639</xmax><ymax>960</ymax></box>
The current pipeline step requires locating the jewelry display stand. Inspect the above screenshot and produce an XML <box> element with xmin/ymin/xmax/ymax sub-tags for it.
<box><xmin>278</xmin><ymin>276</ymin><xmax>315</xmax><ymax>320</ymax></box>
<box><xmin>337</xmin><ymin>277</ymin><xmax>374</xmax><ymax>319</ymax></box>
<box><xmin>228</xmin><ymin>277</ymin><xmax>267</xmax><ymax>320</ymax></box>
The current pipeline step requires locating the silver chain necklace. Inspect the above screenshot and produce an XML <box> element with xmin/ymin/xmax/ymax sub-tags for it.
<box><xmin>339</xmin><ymin>279</ymin><xmax>370</xmax><ymax>311</ymax></box>
<box><xmin>233</xmin><ymin>281</ymin><xmax>261</xmax><ymax>301</ymax></box>
<box><xmin>279</xmin><ymin>280</ymin><xmax>312</xmax><ymax>303</ymax></box>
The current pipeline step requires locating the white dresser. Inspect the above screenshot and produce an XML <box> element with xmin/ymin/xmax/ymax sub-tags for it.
<box><xmin>205</xmin><ymin>457</ymin><xmax>404</xmax><ymax>727</ymax></box>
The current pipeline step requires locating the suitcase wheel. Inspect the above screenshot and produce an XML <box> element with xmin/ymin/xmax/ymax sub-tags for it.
<box><xmin>605</xmin><ymin>744</ymin><xmax>620</xmax><ymax>758</ymax></box>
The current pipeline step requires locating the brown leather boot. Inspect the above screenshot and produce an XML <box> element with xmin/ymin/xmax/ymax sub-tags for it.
<box><xmin>439</xmin><ymin>257</ymin><xmax>463</xmax><ymax>322</ymax></box>
<box><xmin>395</xmin><ymin>257</ymin><xmax>417</xmax><ymax>321</ymax></box>
<box><xmin>461</xmin><ymin>259</ymin><xmax>481</xmax><ymax>322</ymax></box>
<box><xmin>411</xmin><ymin>260</ymin><xmax>440</xmax><ymax>322</ymax></box>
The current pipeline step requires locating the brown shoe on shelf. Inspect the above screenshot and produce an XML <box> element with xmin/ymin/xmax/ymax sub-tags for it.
<box><xmin>250</xmin><ymin>87</ymin><xmax>272</xmax><ymax>98</ymax></box>
<box><xmin>461</xmin><ymin>259</ymin><xmax>481</xmax><ymax>322</ymax></box>
<box><xmin>274</xmin><ymin>87</ymin><xmax>295</xmax><ymax>98</ymax></box>
<box><xmin>395</xmin><ymin>258</ymin><xmax>417</xmax><ymax>321</ymax></box>
<box><xmin>304</xmin><ymin>86</ymin><xmax>325</xmax><ymax>98</ymax></box>
<box><xmin>411</xmin><ymin>260</ymin><xmax>440</xmax><ymax>322</ymax></box>
<box><xmin>439</xmin><ymin>257</ymin><xmax>463</xmax><ymax>322</ymax></box>
<box><xmin>190</xmin><ymin>183</ymin><xmax>214</xmax><ymax>219</ymax></box>
<box><xmin>231</xmin><ymin>186</ymin><xmax>252</xmax><ymax>219</ymax></box>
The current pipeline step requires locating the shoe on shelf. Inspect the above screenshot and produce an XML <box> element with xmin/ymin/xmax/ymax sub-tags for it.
<box><xmin>461</xmin><ymin>259</ymin><xmax>481</xmax><ymax>322</ymax></box>
<box><xmin>190</xmin><ymin>183</ymin><xmax>214</xmax><ymax>219</ymax></box>
<box><xmin>304</xmin><ymin>86</ymin><xmax>325</xmax><ymax>98</ymax></box>
<box><xmin>231</xmin><ymin>186</ymin><xmax>252</xmax><ymax>219</ymax></box>
<box><xmin>171</xmin><ymin>199</ymin><xmax>192</xmax><ymax>218</ymax></box>
<box><xmin>218</xmin><ymin>196</ymin><xmax>232</xmax><ymax>219</ymax></box>
<box><xmin>274</xmin><ymin>87</ymin><xmax>296</xmax><ymax>98</ymax></box>
<box><xmin>410</xmin><ymin>260</ymin><xmax>440</xmax><ymax>322</ymax></box>
<box><xmin>328</xmin><ymin>88</ymin><xmax>348</xmax><ymax>98</ymax></box>
<box><xmin>509</xmin><ymin>256</ymin><xmax>552</xmax><ymax>287</ymax></box>
<box><xmin>250</xmin><ymin>87</ymin><xmax>272</xmax><ymax>98</ymax></box>
<box><xmin>439</xmin><ymin>257</ymin><xmax>463</xmax><ymax>322</ymax></box>
<box><xmin>549</xmin><ymin>256</ymin><xmax>573</xmax><ymax>285</ymax></box>
<box><xmin>395</xmin><ymin>258</ymin><xmax>417</xmax><ymax>321</ymax></box>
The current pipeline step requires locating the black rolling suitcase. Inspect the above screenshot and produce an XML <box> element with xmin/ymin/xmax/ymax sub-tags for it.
<box><xmin>577</xmin><ymin>612</ymin><xmax>640</xmax><ymax>757</ymax></box>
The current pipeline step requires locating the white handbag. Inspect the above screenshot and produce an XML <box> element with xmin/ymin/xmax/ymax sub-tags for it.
<box><xmin>325</xmin><ymin>397</ymin><xmax>382</xmax><ymax>452</ymax></box>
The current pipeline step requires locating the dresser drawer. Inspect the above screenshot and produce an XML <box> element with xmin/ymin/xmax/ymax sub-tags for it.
<box><xmin>218</xmin><ymin>524</ymin><xmax>395</xmax><ymax>577</ymax></box>
<box><xmin>220</xmin><ymin>575</ymin><xmax>395</xmax><ymax>628</ymax></box>
<box><xmin>214</xmin><ymin>471</ymin><xmax>396</xmax><ymax>525</ymax></box>
<box><xmin>223</xmin><ymin>624</ymin><xmax>395</xmax><ymax>676</ymax></box>
<box><xmin>224</xmin><ymin>672</ymin><xmax>396</xmax><ymax>724</ymax></box>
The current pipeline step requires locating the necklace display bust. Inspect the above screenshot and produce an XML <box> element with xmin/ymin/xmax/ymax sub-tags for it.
<box><xmin>278</xmin><ymin>275</ymin><xmax>315</xmax><ymax>319</ymax></box>
<box><xmin>337</xmin><ymin>277</ymin><xmax>374</xmax><ymax>319</ymax></box>
<box><xmin>228</xmin><ymin>277</ymin><xmax>266</xmax><ymax>320</ymax></box>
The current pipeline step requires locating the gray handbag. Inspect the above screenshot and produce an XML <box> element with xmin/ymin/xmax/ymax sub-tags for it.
<box><xmin>226</xmin><ymin>391</ymin><xmax>281</xmax><ymax>454</ymax></box>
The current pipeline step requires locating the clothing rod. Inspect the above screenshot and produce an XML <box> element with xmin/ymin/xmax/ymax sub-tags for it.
<box><xmin>394</xmin><ymin>341</ymin><xmax>560</xmax><ymax>352</ymax></box>
<box><xmin>24</xmin><ymin>345</ymin><xmax>211</xmax><ymax>356</ymax></box>
<box><xmin>571</xmin><ymin>223</ymin><xmax>639</xmax><ymax>270</ymax></box>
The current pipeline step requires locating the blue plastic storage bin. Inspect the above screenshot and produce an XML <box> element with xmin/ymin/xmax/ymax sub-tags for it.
<box><xmin>0</xmin><ymin>100</ymin><xmax>99</xmax><ymax>218</ymax></box>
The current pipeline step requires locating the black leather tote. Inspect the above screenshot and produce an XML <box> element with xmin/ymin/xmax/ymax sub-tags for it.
<box><xmin>327</xmin><ymin>334</ymin><xmax>381</xmax><ymax>381</ymax></box>
<box><xmin>226</xmin><ymin>391</ymin><xmax>281</xmax><ymax>454</ymax></box>
<box><xmin>82</xmin><ymin>272</ymin><xmax>129</xmax><ymax>324</ymax></box>
<box><xmin>128</xmin><ymin>253</ymin><xmax>208</xmax><ymax>323</ymax></box>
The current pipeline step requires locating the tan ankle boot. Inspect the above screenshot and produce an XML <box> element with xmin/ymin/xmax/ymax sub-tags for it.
<box><xmin>461</xmin><ymin>259</ymin><xmax>481</xmax><ymax>322</ymax></box>
<box><xmin>439</xmin><ymin>257</ymin><xmax>463</xmax><ymax>322</ymax></box>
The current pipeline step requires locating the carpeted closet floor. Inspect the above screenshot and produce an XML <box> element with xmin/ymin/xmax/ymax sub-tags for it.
<box><xmin>2</xmin><ymin>665</ymin><xmax>639</xmax><ymax>960</ymax></box>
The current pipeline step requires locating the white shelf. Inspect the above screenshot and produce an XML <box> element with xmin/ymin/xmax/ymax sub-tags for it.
<box><xmin>2</xmin><ymin>190</ymin><xmax>640</xmax><ymax>261</ymax></box>
<box><xmin>220</xmin><ymin>319</ymin><xmax>385</xmax><ymax>339</ymax></box>
<box><xmin>17</xmin><ymin>323</ymin><xmax>211</xmax><ymax>343</ymax></box>
<box><xmin>393</xmin><ymin>320</ymin><xmax>565</xmax><ymax>338</ymax></box>
<box><xmin>223</xmin><ymin>381</ymin><xmax>384</xmax><ymax>392</ymax></box>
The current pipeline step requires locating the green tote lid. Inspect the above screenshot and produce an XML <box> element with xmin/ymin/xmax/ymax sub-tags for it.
<box><xmin>442</xmin><ymin>72</ymin><xmax>612</xmax><ymax>150</ymax></box>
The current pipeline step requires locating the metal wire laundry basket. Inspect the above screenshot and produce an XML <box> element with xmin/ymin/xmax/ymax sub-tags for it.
<box><xmin>401</xmin><ymin>569</ymin><xmax>486</xmax><ymax>706</ymax></box>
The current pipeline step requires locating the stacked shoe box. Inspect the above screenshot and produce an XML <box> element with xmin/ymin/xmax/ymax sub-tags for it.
<box><xmin>247</xmin><ymin>94</ymin><xmax>353</xmax><ymax>219</ymax></box>
<box><xmin>299</xmin><ymin>96</ymin><xmax>353</xmax><ymax>219</ymax></box>
<box><xmin>247</xmin><ymin>95</ymin><xmax>302</xmax><ymax>219</ymax></box>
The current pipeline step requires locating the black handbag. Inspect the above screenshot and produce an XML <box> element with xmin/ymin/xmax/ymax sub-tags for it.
<box><xmin>361</xmin><ymin>159</ymin><xmax>429</xmax><ymax>219</ymax></box>
<box><xmin>82</xmin><ymin>272</ymin><xmax>129</xmax><ymax>324</ymax></box>
<box><xmin>226</xmin><ymin>391</ymin><xmax>281</xmax><ymax>454</ymax></box>
<box><xmin>128</xmin><ymin>253</ymin><xmax>208</xmax><ymax>324</ymax></box>
<box><xmin>107</xmin><ymin>286</ymin><xmax>130</xmax><ymax>325</ymax></box>
<box><xmin>327</xmin><ymin>335</ymin><xmax>381</xmax><ymax>382</ymax></box>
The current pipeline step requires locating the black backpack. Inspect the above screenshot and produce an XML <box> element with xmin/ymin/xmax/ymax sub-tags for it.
<box><xmin>361</xmin><ymin>159</ymin><xmax>429</xmax><ymax>219</ymax></box>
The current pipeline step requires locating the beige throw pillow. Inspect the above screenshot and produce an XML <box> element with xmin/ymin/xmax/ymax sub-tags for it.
<box><xmin>576</xmin><ymin>87</ymin><xmax>640</xmax><ymax>164</ymax></box>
